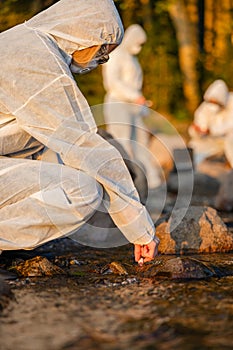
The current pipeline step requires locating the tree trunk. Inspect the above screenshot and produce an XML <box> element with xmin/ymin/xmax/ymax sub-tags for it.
<box><xmin>168</xmin><ymin>0</ymin><xmax>200</xmax><ymax>114</ymax></box>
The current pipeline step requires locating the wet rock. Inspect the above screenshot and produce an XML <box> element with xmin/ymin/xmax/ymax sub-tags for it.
<box><xmin>150</xmin><ymin>257</ymin><xmax>215</xmax><ymax>280</ymax></box>
<box><xmin>0</xmin><ymin>278</ymin><xmax>14</xmax><ymax>311</ymax></box>
<box><xmin>11</xmin><ymin>256</ymin><xmax>65</xmax><ymax>277</ymax></box>
<box><xmin>139</xmin><ymin>254</ymin><xmax>233</xmax><ymax>279</ymax></box>
<box><xmin>215</xmin><ymin>170</ymin><xmax>233</xmax><ymax>212</ymax></box>
<box><xmin>53</xmin><ymin>255</ymin><xmax>85</xmax><ymax>268</ymax></box>
<box><xmin>101</xmin><ymin>261</ymin><xmax>128</xmax><ymax>275</ymax></box>
<box><xmin>156</xmin><ymin>206</ymin><xmax>233</xmax><ymax>254</ymax></box>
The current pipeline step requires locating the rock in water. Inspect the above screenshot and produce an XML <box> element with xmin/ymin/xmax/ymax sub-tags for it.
<box><xmin>12</xmin><ymin>256</ymin><xmax>64</xmax><ymax>277</ymax></box>
<box><xmin>154</xmin><ymin>257</ymin><xmax>215</xmax><ymax>280</ymax></box>
<box><xmin>101</xmin><ymin>261</ymin><xmax>128</xmax><ymax>275</ymax></box>
<box><xmin>156</xmin><ymin>206</ymin><xmax>233</xmax><ymax>254</ymax></box>
<box><xmin>0</xmin><ymin>278</ymin><xmax>14</xmax><ymax>311</ymax></box>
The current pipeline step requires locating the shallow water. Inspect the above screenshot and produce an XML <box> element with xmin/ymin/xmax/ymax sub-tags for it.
<box><xmin>1</xmin><ymin>245</ymin><xmax>233</xmax><ymax>350</ymax></box>
<box><xmin>1</xmin><ymin>167</ymin><xmax>233</xmax><ymax>350</ymax></box>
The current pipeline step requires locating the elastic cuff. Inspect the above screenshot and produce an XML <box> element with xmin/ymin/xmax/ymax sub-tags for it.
<box><xmin>131</xmin><ymin>230</ymin><xmax>155</xmax><ymax>245</ymax></box>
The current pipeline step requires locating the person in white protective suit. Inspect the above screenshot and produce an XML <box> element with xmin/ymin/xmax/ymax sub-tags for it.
<box><xmin>189</xmin><ymin>79</ymin><xmax>233</xmax><ymax>167</ymax></box>
<box><xmin>0</xmin><ymin>0</ymin><xmax>160</xmax><ymax>264</ymax></box>
<box><xmin>102</xmin><ymin>24</ymin><xmax>162</xmax><ymax>189</ymax></box>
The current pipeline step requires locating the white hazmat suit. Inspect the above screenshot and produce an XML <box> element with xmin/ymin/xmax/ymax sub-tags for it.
<box><xmin>102</xmin><ymin>24</ymin><xmax>161</xmax><ymax>189</ymax></box>
<box><xmin>0</xmin><ymin>0</ymin><xmax>157</xmax><ymax>251</ymax></box>
<box><xmin>189</xmin><ymin>80</ymin><xmax>233</xmax><ymax>167</ymax></box>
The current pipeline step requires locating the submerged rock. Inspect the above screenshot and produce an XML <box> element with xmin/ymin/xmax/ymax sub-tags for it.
<box><xmin>153</xmin><ymin>257</ymin><xmax>215</xmax><ymax>280</ymax></box>
<box><xmin>156</xmin><ymin>206</ymin><xmax>233</xmax><ymax>254</ymax></box>
<box><xmin>140</xmin><ymin>256</ymin><xmax>233</xmax><ymax>280</ymax></box>
<box><xmin>11</xmin><ymin>256</ymin><xmax>64</xmax><ymax>277</ymax></box>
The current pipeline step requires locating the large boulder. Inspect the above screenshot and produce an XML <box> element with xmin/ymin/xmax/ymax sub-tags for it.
<box><xmin>156</xmin><ymin>206</ymin><xmax>233</xmax><ymax>254</ymax></box>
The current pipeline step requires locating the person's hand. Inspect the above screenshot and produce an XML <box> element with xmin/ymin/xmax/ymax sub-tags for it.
<box><xmin>191</xmin><ymin>123</ymin><xmax>209</xmax><ymax>136</ymax></box>
<box><xmin>134</xmin><ymin>96</ymin><xmax>146</xmax><ymax>105</ymax></box>
<box><xmin>134</xmin><ymin>237</ymin><xmax>160</xmax><ymax>266</ymax></box>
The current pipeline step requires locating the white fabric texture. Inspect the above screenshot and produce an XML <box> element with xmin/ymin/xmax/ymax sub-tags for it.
<box><xmin>189</xmin><ymin>80</ymin><xmax>233</xmax><ymax>167</ymax></box>
<box><xmin>0</xmin><ymin>0</ymin><xmax>156</xmax><ymax>250</ymax></box>
<box><xmin>102</xmin><ymin>24</ymin><xmax>146</xmax><ymax>102</ymax></box>
<box><xmin>204</xmin><ymin>79</ymin><xmax>229</xmax><ymax>106</ymax></box>
<box><xmin>191</xmin><ymin>101</ymin><xmax>221</xmax><ymax>134</ymax></box>
<box><xmin>102</xmin><ymin>24</ymin><xmax>161</xmax><ymax>189</ymax></box>
<box><xmin>209</xmin><ymin>93</ymin><xmax>233</xmax><ymax>136</ymax></box>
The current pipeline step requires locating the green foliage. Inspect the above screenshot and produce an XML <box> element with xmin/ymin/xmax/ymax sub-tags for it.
<box><xmin>0</xmin><ymin>0</ymin><xmax>58</xmax><ymax>31</ymax></box>
<box><xmin>113</xmin><ymin>0</ymin><xmax>188</xmax><ymax>119</ymax></box>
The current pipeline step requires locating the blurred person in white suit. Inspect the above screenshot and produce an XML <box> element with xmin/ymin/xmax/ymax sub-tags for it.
<box><xmin>189</xmin><ymin>79</ymin><xmax>233</xmax><ymax>167</ymax></box>
<box><xmin>102</xmin><ymin>24</ymin><xmax>162</xmax><ymax>190</ymax></box>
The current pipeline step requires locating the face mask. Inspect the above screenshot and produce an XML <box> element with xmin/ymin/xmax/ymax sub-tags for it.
<box><xmin>70</xmin><ymin>60</ymin><xmax>98</xmax><ymax>74</ymax></box>
<box><xmin>70</xmin><ymin>45</ymin><xmax>110</xmax><ymax>75</ymax></box>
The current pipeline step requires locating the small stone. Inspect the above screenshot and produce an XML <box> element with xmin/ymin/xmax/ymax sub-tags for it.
<box><xmin>69</xmin><ymin>259</ymin><xmax>82</xmax><ymax>265</ymax></box>
<box><xmin>101</xmin><ymin>261</ymin><xmax>128</xmax><ymax>275</ymax></box>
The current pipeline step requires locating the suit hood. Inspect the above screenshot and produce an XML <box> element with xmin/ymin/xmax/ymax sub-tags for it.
<box><xmin>26</xmin><ymin>0</ymin><xmax>124</xmax><ymax>54</ymax></box>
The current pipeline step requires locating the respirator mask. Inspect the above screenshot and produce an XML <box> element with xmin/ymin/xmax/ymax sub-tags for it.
<box><xmin>70</xmin><ymin>45</ymin><xmax>109</xmax><ymax>75</ymax></box>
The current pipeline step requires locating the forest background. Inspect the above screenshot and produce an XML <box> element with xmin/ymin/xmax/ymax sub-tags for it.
<box><xmin>0</xmin><ymin>0</ymin><xmax>232</xmax><ymax>135</ymax></box>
